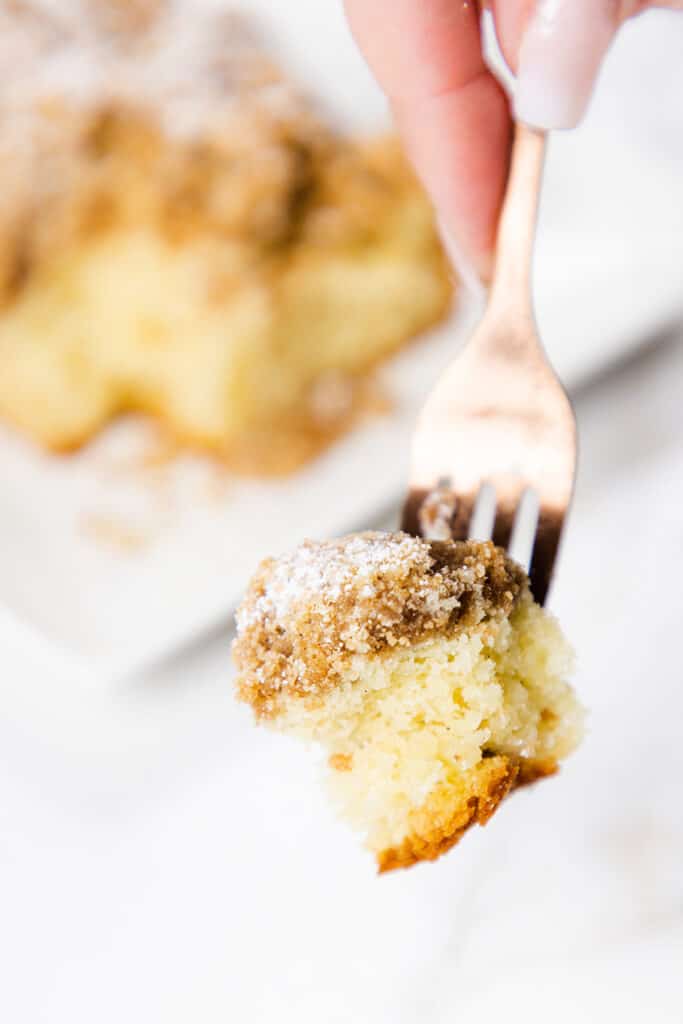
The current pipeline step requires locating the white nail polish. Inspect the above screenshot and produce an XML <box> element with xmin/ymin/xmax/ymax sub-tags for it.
<box><xmin>515</xmin><ymin>0</ymin><xmax>618</xmax><ymax>130</ymax></box>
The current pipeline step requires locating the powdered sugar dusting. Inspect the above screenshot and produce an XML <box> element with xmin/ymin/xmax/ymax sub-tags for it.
<box><xmin>233</xmin><ymin>534</ymin><xmax>528</xmax><ymax>717</ymax></box>
<box><xmin>0</xmin><ymin>0</ymin><xmax>328</xmax><ymax>283</ymax></box>
<box><xmin>240</xmin><ymin>532</ymin><xmax>432</xmax><ymax>630</ymax></box>
<box><xmin>0</xmin><ymin>0</ymin><xmax>313</xmax><ymax>141</ymax></box>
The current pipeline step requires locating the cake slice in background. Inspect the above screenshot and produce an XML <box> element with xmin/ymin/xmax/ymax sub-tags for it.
<box><xmin>0</xmin><ymin>0</ymin><xmax>452</xmax><ymax>474</ymax></box>
<box><xmin>234</xmin><ymin>534</ymin><xmax>583</xmax><ymax>871</ymax></box>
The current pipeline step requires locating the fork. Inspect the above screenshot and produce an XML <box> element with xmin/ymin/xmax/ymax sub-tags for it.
<box><xmin>401</xmin><ymin>124</ymin><xmax>577</xmax><ymax>605</ymax></box>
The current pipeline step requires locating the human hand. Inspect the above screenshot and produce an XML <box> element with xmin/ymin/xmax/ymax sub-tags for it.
<box><xmin>344</xmin><ymin>0</ymin><xmax>683</xmax><ymax>283</ymax></box>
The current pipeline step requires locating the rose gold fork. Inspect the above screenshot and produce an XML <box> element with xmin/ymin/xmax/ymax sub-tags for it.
<box><xmin>401</xmin><ymin>124</ymin><xmax>577</xmax><ymax>604</ymax></box>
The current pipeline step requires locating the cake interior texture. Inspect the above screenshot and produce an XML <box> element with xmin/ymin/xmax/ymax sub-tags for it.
<box><xmin>0</xmin><ymin>1</ymin><xmax>451</xmax><ymax>473</ymax></box>
<box><xmin>234</xmin><ymin>534</ymin><xmax>583</xmax><ymax>871</ymax></box>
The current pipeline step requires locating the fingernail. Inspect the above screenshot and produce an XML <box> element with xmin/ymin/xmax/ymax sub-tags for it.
<box><xmin>515</xmin><ymin>0</ymin><xmax>618</xmax><ymax>129</ymax></box>
<box><xmin>436</xmin><ymin>218</ymin><xmax>490</xmax><ymax>300</ymax></box>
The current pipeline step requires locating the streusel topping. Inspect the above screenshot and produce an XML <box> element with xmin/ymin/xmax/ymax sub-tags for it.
<box><xmin>0</xmin><ymin>1</ymin><xmax>311</xmax><ymax>138</ymax></box>
<box><xmin>233</xmin><ymin>534</ymin><xmax>527</xmax><ymax>716</ymax></box>
<box><xmin>0</xmin><ymin>0</ymin><xmax>333</xmax><ymax>302</ymax></box>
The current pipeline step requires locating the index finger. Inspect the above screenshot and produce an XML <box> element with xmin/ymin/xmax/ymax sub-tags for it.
<box><xmin>344</xmin><ymin>0</ymin><xmax>512</xmax><ymax>281</ymax></box>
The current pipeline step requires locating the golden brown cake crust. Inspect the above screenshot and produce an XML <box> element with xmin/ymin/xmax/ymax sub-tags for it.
<box><xmin>377</xmin><ymin>754</ymin><xmax>557</xmax><ymax>873</ymax></box>
<box><xmin>233</xmin><ymin>535</ymin><xmax>527</xmax><ymax>717</ymax></box>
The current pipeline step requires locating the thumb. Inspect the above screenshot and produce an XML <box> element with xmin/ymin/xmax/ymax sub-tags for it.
<box><xmin>494</xmin><ymin>0</ymin><xmax>683</xmax><ymax>131</ymax></box>
<box><xmin>494</xmin><ymin>0</ymin><xmax>620</xmax><ymax>129</ymax></box>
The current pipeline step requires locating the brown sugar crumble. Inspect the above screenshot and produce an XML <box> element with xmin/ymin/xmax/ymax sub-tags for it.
<box><xmin>233</xmin><ymin>534</ymin><xmax>526</xmax><ymax>717</ymax></box>
<box><xmin>0</xmin><ymin>2</ymin><xmax>451</xmax><ymax>471</ymax></box>
<box><xmin>0</xmin><ymin>0</ymin><xmax>328</xmax><ymax>303</ymax></box>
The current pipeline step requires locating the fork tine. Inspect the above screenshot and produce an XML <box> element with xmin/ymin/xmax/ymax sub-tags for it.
<box><xmin>449</xmin><ymin>491</ymin><xmax>475</xmax><ymax>541</ymax></box>
<box><xmin>400</xmin><ymin>489</ymin><xmax>425</xmax><ymax>536</ymax></box>
<box><xmin>491</xmin><ymin>497</ymin><xmax>517</xmax><ymax>552</ymax></box>
<box><xmin>468</xmin><ymin>482</ymin><xmax>496</xmax><ymax>542</ymax></box>
<box><xmin>508</xmin><ymin>488</ymin><xmax>540</xmax><ymax>568</ymax></box>
<box><xmin>528</xmin><ymin>506</ymin><xmax>565</xmax><ymax>605</ymax></box>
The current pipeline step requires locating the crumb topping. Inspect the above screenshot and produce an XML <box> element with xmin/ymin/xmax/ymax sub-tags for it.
<box><xmin>418</xmin><ymin>485</ymin><xmax>459</xmax><ymax>541</ymax></box>
<box><xmin>0</xmin><ymin>1</ymin><xmax>310</xmax><ymax>138</ymax></box>
<box><xmin>0</xmin><ymin>2</ymin><xmax>441</xmax><ymax>312</ymax></box>
<box><xmin>233</xmin><ymin>533</ymin><xmax>527</xmax><ymax>716</ymax></box>
<box><xmin>0</xmin><ymin>0</ymin><xmax>333</xmax><ymax>302</ymax></box>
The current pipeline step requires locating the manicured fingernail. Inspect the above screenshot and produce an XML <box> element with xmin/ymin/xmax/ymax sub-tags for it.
<box><xmin>436</xmin><ymin>218</ymin><xmax>490</xmax><ymax>298</ymax></box>
<box><xmin>515</xmin><ymin>0</ymin><xmax>618</xmax><ymax>129</ymax></box>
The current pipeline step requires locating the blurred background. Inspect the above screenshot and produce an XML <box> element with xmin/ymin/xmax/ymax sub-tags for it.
<box><xmin>1</xmin><ymin>2</ymin><xmax>682</xmax><ymax>1022</ymax></box>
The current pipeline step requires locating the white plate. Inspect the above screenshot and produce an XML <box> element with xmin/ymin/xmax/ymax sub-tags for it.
<box><xmin>1</xmin><ymin>3</ymin><xmax>683</xmax><ymax>679</ymax></box>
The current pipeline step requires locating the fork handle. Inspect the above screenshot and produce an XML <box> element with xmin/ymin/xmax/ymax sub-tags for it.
<box><xmin>489</xmin><ymin>123</ymin><xmax>547</xmax><ymax>316</ymax></box>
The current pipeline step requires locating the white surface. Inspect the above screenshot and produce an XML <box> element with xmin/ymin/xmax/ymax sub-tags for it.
<box><xmin>3</xmin><ymin>7</ymin><xmax>683</xmax><ymax>1020</ymax></box>
<box><xmin>1</xmin><ymin>4</ymin><xmax>683</xmax><ymax>678</ymax></box>
<box><xmin>1</xmin><ymin>327</ymin><xmax>683</xmax><ymax>1024</ymax></box>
